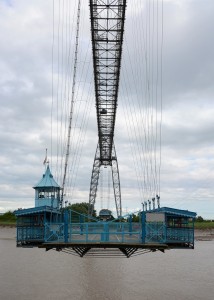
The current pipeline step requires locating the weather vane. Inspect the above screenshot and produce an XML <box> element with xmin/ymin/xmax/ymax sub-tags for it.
<box><xmin>43</xmin><ymin>148</ymin><xmax>49</xmax><ymax>165</ymax></box>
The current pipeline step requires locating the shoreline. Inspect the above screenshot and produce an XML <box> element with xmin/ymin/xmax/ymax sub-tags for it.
<box><xmin>194</xmin><ymin>229</ymin><xmax>214</xmax><ymax>241</ymax></box>
<box><xmin>0</xmin><ymin>226</ymin><xmax>213</xmax><ymax>241</ymax></box>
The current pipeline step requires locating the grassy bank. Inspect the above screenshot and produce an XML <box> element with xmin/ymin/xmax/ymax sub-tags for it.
<box><xmin>0</xmin><ymin>211</ymin><xmax>16</xmax><ymax>226</ymax></box>
<box><xmin>1</xmin><ymin>222</ymin><xmax>214</xmax><ymax>229</ymax></box>
<box><xmin>0</xmin><ymin>222</ymin><xmax>16</xmax><ymax>226</ymax></box>
<box><xmin>195</xmin><ymin>221</ymin><xmax>214</xmax><ymax>229</ymax></box>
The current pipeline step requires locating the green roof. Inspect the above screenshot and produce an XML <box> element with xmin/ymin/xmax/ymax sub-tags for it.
<box><xmin>33</xmin><ymin>165</ymin><xmax>61</xmax><ymax>189</ymax></box>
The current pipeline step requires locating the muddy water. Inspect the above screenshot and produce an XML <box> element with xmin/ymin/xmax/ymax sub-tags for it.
<box><xmin>0</xmin><ymin>228</ymin><xmax>213</xmax><ymax>300</ymax></box>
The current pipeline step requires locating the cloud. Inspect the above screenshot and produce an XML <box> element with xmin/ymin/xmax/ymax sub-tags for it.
<box><xmin>0</xmin><ymin>0</ymin><xmax>213</xmax><ymax>219</ymax></box>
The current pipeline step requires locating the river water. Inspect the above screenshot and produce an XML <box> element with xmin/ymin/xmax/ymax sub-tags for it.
<box><xmin>0</xmin><ymin>228</ymin><xmax>213</xmax><ymax>300</ymax></box>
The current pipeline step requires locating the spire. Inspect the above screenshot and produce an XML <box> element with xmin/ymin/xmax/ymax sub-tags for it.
<box><xmin>43</xmin><ymin>148</ymin><xmax>49</xmax><ymax>166</ymax></box>
<box><xmin>33</xmin><ymin>165</ymin><xmax>60</xmax><ymax>189</ymax></box>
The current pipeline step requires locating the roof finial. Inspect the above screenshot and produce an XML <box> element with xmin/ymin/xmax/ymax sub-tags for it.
<box><xmin>43</xmin><ymin>148</ymin><xmax>49</xmax><ymax>166</ymax></box>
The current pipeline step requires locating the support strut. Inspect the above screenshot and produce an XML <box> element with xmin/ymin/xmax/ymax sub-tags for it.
<box><xmin>89</xmin><ymin>141</ymin><xmax>122</xmax><ymax>218</ymax></box>
<box><xmin>111</xmin><ymin>143</ymin><xmax>122</xmax><ymax>217</ymax></box>
<box><xmin>89</xmin><ymin>143</ymin><xmax>101</xmax><ymax>216</ymax></box>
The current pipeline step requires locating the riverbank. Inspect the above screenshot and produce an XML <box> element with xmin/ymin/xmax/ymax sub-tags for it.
<box><xmin>0</xmin><ymin>226</ymin><xmax>213</xmax><ymax>241</ymax></box>
<box><xmin>194</xmin><ymin>229</ymin><xmax>214</xmax><ymax>241</ymax></box>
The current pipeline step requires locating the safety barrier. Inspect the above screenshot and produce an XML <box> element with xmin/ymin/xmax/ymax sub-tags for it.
<box><xmin>44</xmin><ymin>222</ymin><xmax>142</xmax><ymax>244</ymax></box>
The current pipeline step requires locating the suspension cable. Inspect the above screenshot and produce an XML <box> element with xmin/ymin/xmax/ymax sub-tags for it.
<box><xmin>61</xmin><ymin>0</ymin><xmax>81</xmax><ymax>207</ymax></box>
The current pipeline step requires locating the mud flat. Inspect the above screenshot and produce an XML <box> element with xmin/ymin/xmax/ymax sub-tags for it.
<box><xmin>0</xmin><ymin>226</ymin><xmax>16</xmax><ymax>240</ymax></box>
<box><xmin>195</xmin><ymin>229</ymin><xmax>214</xmax><ymax>241</ymax></box>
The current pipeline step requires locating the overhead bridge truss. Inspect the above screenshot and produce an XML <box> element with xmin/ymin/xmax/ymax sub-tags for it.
<box><xmin>89</xmin><ymin>0</ymin><xmax>127</xmax><ymax>217</ymax></box>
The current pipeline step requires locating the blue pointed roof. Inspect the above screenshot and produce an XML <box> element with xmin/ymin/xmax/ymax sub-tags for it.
<box><xmin>33</xmin><ymin>165</ymin><xmax>61</xmax><ymax>189</ymax></box>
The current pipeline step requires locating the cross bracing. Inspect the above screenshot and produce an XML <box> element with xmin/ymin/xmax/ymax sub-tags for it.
<box><xmin>90</xmin><ymin>0</ymin><xmax>127</xmax><ymax>164</ymax></box>
<box><xmin>89</xmin><ymin>0</ymin><xmax>127</xmax><ymax>217</ymax></box>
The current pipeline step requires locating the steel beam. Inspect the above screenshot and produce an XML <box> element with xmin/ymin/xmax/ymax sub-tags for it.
<box><xmin>89</xmin><ymin>0</ymin><xmax>127</xmax><ymax>162</ymax></box>
<box><xmin>111</xmin><ymin>143</ymin><xmax>122</xmax><ymax>217</ymax></box>
<box><xmin>89</xmin><ymin>143</ymin><xmax>101</xmax><ymax>215</ymax></box>
<box><xmin>89</xmin><ymin>0</ymin><xmax>126</xmax><ymax>216</ymax></box>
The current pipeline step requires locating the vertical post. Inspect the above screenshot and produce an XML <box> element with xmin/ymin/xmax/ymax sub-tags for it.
<box><xmin>142</xmin><ymin>202</ymin><xmax>145</xmax><ymax>211</ymax></box>
<box><xmin>86</xmin><ymin>223</ymin><xmax>88</xmax><ymax>242</ymax></box>
<box><xmin>101</xmin><ymin>222</ymin><xmax>104</xmax><ymax>242</ymax></box>
<box><xmin>105</xmin><ymin>223</ymin><xmax>109</xmax><ymax>242</ymax></box>
<box><xmin>101</xmin><ymin>222</ymin><xmax>109</xmax><ymax>242</ymax></box>
<box><xmin>141</xmin><ymin>212</ymin><xmax>146</xmax><ymax>243</ymax></box>
<box><xmin>192</xmin><ymin>218</ymin><xmax>195</xmax><ymax>248</ymax></box>
<box><xmin>43</xmin><ymin>212</ymin><xmax>46</xmax><ymax>241</ymax></box>
<box><xmin>64</xmin><ymin>210</ymin><xmax>68</xmax><ymax>243</ymax></box>
<box><xmin>101</xmin><ymin>223</ymin><xmax>109</xmax><ymax>242</ymax></box>
<box><xmin>156</xmin><ymin>195</ymin><xmax>160</xmax><ymax>208</ymax></box>
<box><xmin>163</xmin><ymin>213</ymin><xmax>167</xmax><ymax>243</ymax></box>
<box><xmin>122</xmin><ymin>223</ymin><xmax>124</xmax><ymax>242</ymax></box>
<box><xmin>80</xmin><ymin>215</ymin><xmax>84</xmax><ymax>235</ymax></box>
<box><xmin>16</xmin><ymin>218</ymin><xmax>18</xmax><ymax>246</ymax></box>
<box><xmin>163</xmin><ymin>223</ymin><xmax>167</xmax><ymax>243</ymax></box>
<box><xmin>152</xmin><ymin>198</ymin><xmax>155</xmax><ymax>210</ymax></box>
<box><xmin>44</xmin><ymin>215</ymin><xmax>47</xmax><ymax>242</ymax></box>
<box><xmin>69</xmin><ymin>210</ymin><xmax>72</xmax><ymax>241</ymax></box>
<box><xmin>129</xmin><ymin>215</ymin><xmax>132</xmax><ymax>236</ymax></box>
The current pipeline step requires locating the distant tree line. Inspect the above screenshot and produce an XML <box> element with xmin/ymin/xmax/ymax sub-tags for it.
<box><xmin>195</xmin><ymin>216</ymin><xmax>213</xmax><ymax>222</ymax></box>
<box><xmin>0</xmin><ymin>211</ymin><xmax>16</xmax><ymax>222</ymax></box>
<box><xmin>1</xmin><ymin>208</ymin><xmax>211</xmax><ymax>224</ymax></box>
<box><xmin>65</xmin><ymin>202</ymin><xmax>97</xmax><ymax>217</ymax></box>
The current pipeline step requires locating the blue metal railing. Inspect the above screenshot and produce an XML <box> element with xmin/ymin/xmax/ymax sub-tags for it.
<box><xmin>145</xmin><ymin>222</ymin><xmax>194</xmax><ymax>244</ymax></box>
<box><xmin>166</xmin><ymin>227</ymin><xmax>194</xmax><ymax>243</ymax></box>
<box><xmin>17</xmin><ymin>226</ymin><xmax>45</xmax><ymax>242</ymax></box>
<box><xmin>44</xmin><ymin>222</ymin><xmax>142</xmax><ymax>244</ymax></box>
<box><xmin>17</xmin><ymin>220</ymin><xmax>194</xmax><ymax>245</ymax></box>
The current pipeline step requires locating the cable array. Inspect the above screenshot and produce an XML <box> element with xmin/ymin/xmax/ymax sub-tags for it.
<box><xmin>50</xmin><ymin>0</ymin><xmax>163</xmax><ymax>212</ymax></box>
<box><xmin>50</xmin><ymin>0</ymin><xmax>94</xmax><ymax>206</ymax></box>
<box><xmin>118</xmin><ymin>0</ymin><xmax>163</xmax><ymax>206</ymax></box>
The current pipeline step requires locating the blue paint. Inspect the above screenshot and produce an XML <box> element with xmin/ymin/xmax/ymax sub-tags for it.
<box><xmin>141</xmin><ymin>212</ymin><xmax>146</xmax><ymax>243</ymax></box>
<box><xmin>64</xmin><ymin>210</ymin><xmax>68</xmax><ymax>243</ymax></box>
<box><xmin>80</xmin><ymin>215</ymin><xmax>84</xmax><ymax>235</ymax></box>
<box><xmin>129</xmin><ymin>215</ymin><xmax>132</xmax><ymax>236</ymax></box>
<box><xmin>33</xmin><ymin>165</ymin><xmax>61</xmax><ymax>209</ymax></box>
<box><xmin>15</xmin><ymin>207</ymin><xmax>196</xmax><ymax>249</ymax></box>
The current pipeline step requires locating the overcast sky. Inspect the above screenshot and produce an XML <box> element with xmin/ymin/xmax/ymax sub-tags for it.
<box><xmin>0</xmin><ymin>0</ymin><xmax>214</xmax><ymax>219</ymax></box>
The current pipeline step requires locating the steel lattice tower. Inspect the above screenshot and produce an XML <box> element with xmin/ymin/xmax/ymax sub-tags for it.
<box><xmin>88</xmin><ymin>0</ymin><xmax>127</xmax><ymax>217</ymax></box>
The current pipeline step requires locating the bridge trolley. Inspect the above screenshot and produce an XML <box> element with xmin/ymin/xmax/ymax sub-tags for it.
<box><xmin>15</xmin><ymin>167</ymin><xmax>196</xmax><ymax>258</ymax></box>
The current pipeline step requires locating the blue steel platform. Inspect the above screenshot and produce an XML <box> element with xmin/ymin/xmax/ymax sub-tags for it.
<box><xmin>15</xmin><ymin>207</ymin><xmax>196</xmax><ymax>257</ymax></box>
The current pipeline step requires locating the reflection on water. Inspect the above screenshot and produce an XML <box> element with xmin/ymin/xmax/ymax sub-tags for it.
<box><xmin>0</xmin><ymin>228</ymin><xmax>213</xmax><ymax>300</ymax></box>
